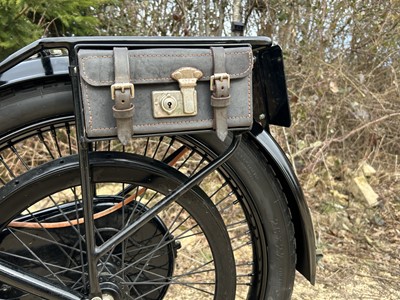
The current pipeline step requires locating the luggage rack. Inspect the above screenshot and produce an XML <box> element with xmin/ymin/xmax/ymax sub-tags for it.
<box><xmin>0</xmin><ymin>36</ymin><xmax>273</xmax><ymax>74</ymax></box>
<box><xmin>1</xmin><ymin>36</ymin><xmax>270</xmax><ymax>298</ymax></box>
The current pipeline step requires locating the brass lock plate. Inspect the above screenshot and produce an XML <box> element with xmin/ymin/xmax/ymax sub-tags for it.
<box><xmin>152</xmin><ymin>90</ymin><xmax>197</xmax><ymax>118</ymax></box>
<box><xmin>152</xmin><ymin>67</ymin><xmax>203</xmax><ymax>119</ymax></box>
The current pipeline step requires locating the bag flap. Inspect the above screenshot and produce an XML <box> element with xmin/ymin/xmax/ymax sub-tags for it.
<box><xmin>78</xmin><ymin>47</ymin><xmax>253</xmax><ymax>87</ymax></box>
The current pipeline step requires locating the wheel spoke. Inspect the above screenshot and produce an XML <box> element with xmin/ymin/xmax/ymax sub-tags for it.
<box><xmin>50</xmin><ymin>125</ymin><xmax>63</xmax><ymax>158</ymax></box>
<box><xmin>0</xmin><ymin>251</ymin><xmax>85</xmax><ymax>277</ymax></box>
<box><xmin>6</xmin><ymin>226</ymin><xmax>86</xmax><ymax>257</ymax></box>
<box><xmin>37</xmin><ymin>130</ymin><xmax>56</xmax><ymax>160</ymax></box>
<box><xmin>8</xmin><ymin>230</ymin><xmax>66</xmax><ymax>286</ymax></box>
<box><xmin>10</xmin><ymin>144</ymin><xmax>30</xmax><ymax>170</ymax></box>
<box><xmin>0</xmin><ymin>154</ymin><xmax>16</xmax><ymax>179</ymax></box>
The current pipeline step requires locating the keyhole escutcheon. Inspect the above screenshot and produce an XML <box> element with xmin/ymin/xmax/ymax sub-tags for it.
<box><xmin>161</xmin><ymin>94</ymin><xmax>178</xmax><ymax>114</ymax></box>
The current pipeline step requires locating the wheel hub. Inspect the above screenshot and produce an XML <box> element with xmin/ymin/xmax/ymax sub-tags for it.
<box><xmin>99</xmin><ymin>280</ymin><xmax>125</xmax><ymax>300</ymax></box>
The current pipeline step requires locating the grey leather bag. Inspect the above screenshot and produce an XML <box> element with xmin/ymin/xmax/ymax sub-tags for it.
<box><xmin>77</xmin><ymin>46</ymin><xmax>253</xmax><ymax>144</ymax></box>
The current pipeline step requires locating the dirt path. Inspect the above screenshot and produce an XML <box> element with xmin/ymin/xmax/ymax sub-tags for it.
<box><xmin>293</xmin><ymin>246</ymin><xmax>399</xmax><ymax>299</ymax></box>
<box><xmin>291</xmin><ymin>166</ymin><xmax>400</xmax><ymax>300</ymax></box>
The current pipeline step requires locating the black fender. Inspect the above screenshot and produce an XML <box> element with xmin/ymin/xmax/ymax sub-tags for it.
<box><xmin>250</xmin><ymin>122</ymin><xmax>316</xmax><ymax>284</ymax></box>
<box><xmin>0</xmin><ymin>55</ymin><xmax>69</xmax><ymax>87</ymax></box>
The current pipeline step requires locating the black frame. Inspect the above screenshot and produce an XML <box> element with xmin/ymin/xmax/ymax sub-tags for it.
<box><xmin>0</xmin><ymin>36</ymin><xmax>272</xmax><ymax>74</ymax></box>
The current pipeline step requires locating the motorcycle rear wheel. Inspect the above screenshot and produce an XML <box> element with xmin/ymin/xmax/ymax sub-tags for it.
<box><xmin>0</xmin><ymin>80</ymin><xmax>296</xmax><ymax>299</ymax></box>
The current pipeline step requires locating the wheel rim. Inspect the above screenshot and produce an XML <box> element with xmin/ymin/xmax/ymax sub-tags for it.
<box><xmin>0</xmin><ymin>117</ymin><xmax>267</xmax><ymax>299</ymax></box>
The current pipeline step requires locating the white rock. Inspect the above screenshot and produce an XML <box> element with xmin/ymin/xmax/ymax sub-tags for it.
<box><xmin>350</xmin><ymin>176</ymin><xmax>379</xmax><ymax>207</ymax></box>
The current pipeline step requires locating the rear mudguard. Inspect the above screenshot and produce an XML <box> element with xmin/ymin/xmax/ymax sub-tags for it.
<box><xmin>251</xmin><ymin>123</ymin><xmax>316</xmax><ymax>284</ymax></box>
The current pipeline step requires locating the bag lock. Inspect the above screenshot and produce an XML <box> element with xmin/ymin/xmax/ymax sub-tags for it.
<box><xmin>152</xmin><ymin>67</ymin><xmax>203</xmax><ymax>118</ymax></box>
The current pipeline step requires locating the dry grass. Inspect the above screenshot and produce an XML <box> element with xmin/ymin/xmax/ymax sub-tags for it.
<box><xmin>292</xmin><ymin>177</ymin><xmax>400</xmax><ymax>299</ymax></box>
<box><xmin>278</xmin><ymin>37</ymin><xmax>400</xmax><ymax>299</ymax></box>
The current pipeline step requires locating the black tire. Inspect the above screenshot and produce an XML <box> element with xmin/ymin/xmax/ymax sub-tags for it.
<box><xmin>0</xmin><ymin>81</ymin><xmax>296</xmax><ymax>299</ymax></box>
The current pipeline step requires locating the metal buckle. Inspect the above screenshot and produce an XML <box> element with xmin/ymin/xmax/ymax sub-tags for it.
<box><xmin>111</xmin><ymin>83</ymin><xmax>134</xmax><ymax>100</ymax></box>
<box><xmin>210</xmin><ymin>73</ymin><xmax>230</xmax><ymax>91</ymax></box>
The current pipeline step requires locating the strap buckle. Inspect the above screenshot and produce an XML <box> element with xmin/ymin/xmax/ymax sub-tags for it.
<box><xmin>210</xmin><ymin>73</ymin><xmax>230</xmax><ymax>91</ymax></box>
<box><xmin>111</xmin><ymin>83</ymin><xmax>134</xmax><ymax>100</ymax></box>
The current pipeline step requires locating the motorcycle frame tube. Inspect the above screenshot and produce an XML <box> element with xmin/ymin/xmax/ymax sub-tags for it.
<box><xmin>68</xmin><ymin>43</ymin><xmax>244</xmax><ymax>297</ymax></box>
<box><xmin>69</xmin><ymin>48</ymin><xmax>103</xmax><ymax>298</ymax></box>
<box><xmin>94</xmin><ymin>134</ymin><xmax>241</xmax><ymax>259</ymax></box>
<box><xmin>0</xmin><ymin>259</ymin><xmax>81</xmax><ymax>300</ymax></box>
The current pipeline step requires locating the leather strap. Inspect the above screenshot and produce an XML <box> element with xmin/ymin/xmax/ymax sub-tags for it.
<box><xmin>211</xmin><ymin>47</ymin><xmax>230</xmax><ymax>141</ymax></box>
<box><xmin>112</xmin><ymin>47</ymin><xmax>134</xmax><ymax>145</ymax></box>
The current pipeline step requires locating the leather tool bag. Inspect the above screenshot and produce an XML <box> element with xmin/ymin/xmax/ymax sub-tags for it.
<box><xmin>77</xmin><ymin>46</ymin><xmax>253</xmax><ymax>144</ymax></box>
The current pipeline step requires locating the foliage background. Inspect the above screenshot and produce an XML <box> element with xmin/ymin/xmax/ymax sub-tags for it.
<box><xmin>1</xmin><ymin>0</ymin><xmax>399</xmax><ymax>298</ymax></box>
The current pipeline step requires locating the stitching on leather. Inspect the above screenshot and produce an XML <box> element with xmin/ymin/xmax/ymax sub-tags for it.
<box><xmin>79</xmin><ymin>49</ymin><xmax>253</xmax><ymax>86</ymax></box>
<box><xmin>83</xmin><ymin>81</ymin><xmax>118</xmax><ymax>131</ymax></box>
<box><xmin>88</xmin><ymin>115</ymin><xmax>252</xmax><ymax>130</ymax></box>
<box><xmin>85</xmin><ymin>111</ymin><xmax>251</xmax><ymax>131</ymax></box>
<box><xmin>80</xmin><ymin>55</ymin><xmax>114</xmax><ymax>85</ymax></box>
<box><xmin>247</xmin><ymin>74</ymin><xmax>252</xmax><ymax>117</ymax></box>
<box><xmin>83</xmin><ymin>81</ymin><xmax>93</xmax><ymax>130</ymax></box>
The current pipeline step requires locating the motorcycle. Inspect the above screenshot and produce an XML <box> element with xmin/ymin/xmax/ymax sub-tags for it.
<box><xmin>0</xmin><ymin>36</ymin><xmax>315</xmax><ymax>299</ymax></box>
